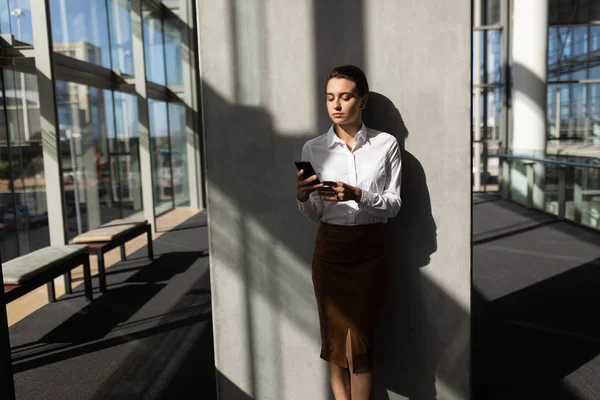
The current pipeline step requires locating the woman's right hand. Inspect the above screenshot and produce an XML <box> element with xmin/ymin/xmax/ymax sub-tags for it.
<box><xmin>296</xmin><ymin>170</ymin><xmax>323</xmax><ymax>202</ymax></box>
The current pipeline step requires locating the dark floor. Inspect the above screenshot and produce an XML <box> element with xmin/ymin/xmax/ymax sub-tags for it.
<box><xmin>6</xmin><ymin>197</ymin><xmax>600</xmax><ymax>399</ymax></box>
<box><xmin>473</xmin><ymin>193</ymin><xmax>600</xmax><ymax>400</ymax></box>
<box><xmin>8</xmin><ymin>212</ymin><xmax>215</xmax><ymax>400</ymax></box>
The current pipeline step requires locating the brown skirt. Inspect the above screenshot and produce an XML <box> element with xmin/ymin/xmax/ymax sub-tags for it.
<box><xmin>312</xmin><ymin>222</ymin><xmax>388</xmax><ymax>373</ymax></box>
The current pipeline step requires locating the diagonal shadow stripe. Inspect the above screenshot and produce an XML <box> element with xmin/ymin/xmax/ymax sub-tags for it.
<box><xmin>473</xmin><ymin>220</ymin><xmax>559</xmax><ymax>245</ymax></box>
<box><xmin>11</xmin><ymin>312</ymin><xmax>212</xmax><ymax>373</ymax></box>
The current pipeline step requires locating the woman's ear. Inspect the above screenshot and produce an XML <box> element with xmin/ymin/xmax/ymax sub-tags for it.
<box><xmin>360</xmin><ymin>95</ymin><xmax>368</xmax><ymax>109</ymax></box>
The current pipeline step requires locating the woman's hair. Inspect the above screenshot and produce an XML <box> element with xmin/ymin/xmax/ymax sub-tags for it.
<box><xmin>327</xmin><ymin>65</ymin><xmax>369</xmax><ymax>97</ymax></box>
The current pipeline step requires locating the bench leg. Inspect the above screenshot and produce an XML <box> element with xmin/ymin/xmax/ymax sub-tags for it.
<box><xmin>120</xmin><ymin>244</ymin><xmax>126</xmax><ymax>261</ymax></box>
<box><xmin>46</xmin><ymin>281</ymin><xmax>56</xmax><ymax>303</ymax></box>
<box><xmin>147</xmin><ymin>225</ymin><xmax>154</xmax><ymax>261</ymax></box>
<box><xmin>83</xmin><ymin>258</ymin><xmax>93</xmax><ymax>302</ymax></box>
<box><xmin>64</xmin><ymin>271</ymin><xmax>73</xmax><ymax>294</ymax></box>
<box><xmin>98</xmin><ymin>252</ymin><xmax>107</xmax><ymax>294</ymax></box>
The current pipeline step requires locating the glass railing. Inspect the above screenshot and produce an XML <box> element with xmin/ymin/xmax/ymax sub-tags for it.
<box><xmin>498</xmin><ymin>151</ymin><xmax>600</xmax><ymax>231</ymax></box>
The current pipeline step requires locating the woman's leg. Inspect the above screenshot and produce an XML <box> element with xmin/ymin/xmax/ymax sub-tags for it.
<box><xmin>329</xmin><ymin>363</ymin><xmax>351</xmax><ymax>400</ymax></box>
<box><xmin>347</xmin><ymin>329</ymin><xmax>374</xmax><ymax>400</ymax></box>
<box><xmin>350</xmin><ymin>371</ymin><xmax>373</xmax><ymax>400</ymax></box>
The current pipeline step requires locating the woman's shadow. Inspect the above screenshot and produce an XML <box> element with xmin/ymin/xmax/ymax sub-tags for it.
<box><xmin>363</xmin><ymin>93</ymin><xmax>439</xmax><ymax>400</ymax></box>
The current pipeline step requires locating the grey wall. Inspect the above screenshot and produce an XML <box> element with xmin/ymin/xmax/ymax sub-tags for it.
<box><xmin>197</xmin><ymin>1</ymin><xmax>471</xmax><ymax>399</ymax></box>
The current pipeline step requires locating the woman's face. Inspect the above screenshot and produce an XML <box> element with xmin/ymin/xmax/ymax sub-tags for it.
<box><xmin>326</xmin><ymin>78</ymin><xmax>367</xmax><ymax>126</ymax></box>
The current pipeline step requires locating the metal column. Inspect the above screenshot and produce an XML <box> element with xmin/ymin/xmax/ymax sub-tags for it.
<box><xmin>473</xmin><ymin>0</ymin><xmax>482</xmax><ymax>191</ymax></box>
<box><xmin>499</xmin><ymin>0</ymin><xmax>511</xmax><ymax>198</ymax></box>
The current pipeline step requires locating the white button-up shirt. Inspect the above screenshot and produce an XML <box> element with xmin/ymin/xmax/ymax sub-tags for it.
<box><xmin>297</xmin><ymin>123</ymin><xmax>402</xmax><ymax>225</ymax></box>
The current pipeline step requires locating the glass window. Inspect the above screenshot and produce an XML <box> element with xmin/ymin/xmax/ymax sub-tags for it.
<box><xmin>472</xmin><ymin>31</ymin><xmax>483</xmax><ymax>83</ymax></box>
<box><xmin>548</xmin><ymin>85</ymin><xmax>557</xmax><ymax>129</ymax></box>
<box><xmin>143</xmin><ymin>8</ymin><xmax>166</xmax><ymax>85</ymax></box>
<box><xmin>112</xmin><ymin>91</ymin><xmax>142</xmax><ymax>218</ymax></box>
<box><xmin>559</xmin><ymin>86</ymin><xmax>570</xmax><ymax>122</ymax></box>
<box><xmin>56</xmin><ymin>80</ymin><xmax>117</xmax><ymax>239</ymax></box>
<box><xmin>0</xmin><ymin>69</ymin><xmax>48</xmax><ymax>262</ymax></box>
<box><xmin>0</xmin><ymin>0</ymin><xmax>33</xmax><ymax>44</ymax></box>
<box><xmin>571</xmin><ymin>85</ymin><xmax>586</xmax><ymax>120</ymax></box>
<box><xmin>472</xmin><ymin>30</ymin><xmax>502</xmax><ymax>84</ymax></box>
<box><xmin>148</xmin><ymin>99</ymin><xmax>172</xmax><ymax>215</ymax></box>
<box><xmin>548</xmin><ymin>28</ymin><xmax>559</xmax><ymax>67</ymax></box>
<box><xmin>548</xmin><ymin>84</ymin><xmax>592</xmax><ymax>141</ymax></box>
<box><xmin>474</xmin><ymin>88</ymin><xmax>502</xmax><ymax>142</ymax></box>
<box><xmin>589</xmin><ymin>26</ymin><xmax>600</xmax><ymax>80</ymax></box>
<box><xmin>472</xmin><ymin>11</ymin><xmax>505</xmax><ymax>190</ymax></box>
<box><xmin>548</xmin><ymin>25</ymin><xmax>600</xmax><ymax>142</ymax></box>
<box><xmin>572</xmin><ymin>27</ymin><xmax>588</xmax><ymax>81</ymax></box>
<box><xmin>108</xmin><ymin>0</ymin><xmax>134</xmax><ymax>75</ymax></box>
<box><xmin>164</xmin><ymin>21</ymin><xmax>183</xmax><ymax>86</ymax></box>
<box><xmin>572</xmin><ymin>27</ymin><xmax>588</xmax><ymax>57</ymax></box>
<box><xmin>548</xmin><ymin>26</ymin><xmax>595</xmax><ymax>82</ymax></box>
<box><xmin>558</xmin><ymin>28</ymin><xmax>573</xmax><ymax>81</ymax></box>
<box><xmin>485</xmin><ymin>88</ymin><xmax>502</xmax><ymax>142</ymax></box>
<box><xmin>168</xmin><ymin>102</ymin><xmax>188</xmax><ymax>206</ymax></box>
<box><xmin>590</xmin><ymin>84</ymin><xmax>600</xmax><ymax>142</ymax></box>
<box><xmin>486</xmin><ymin>30</ymin><xmax>502</xmax><ymax>84</ymax></box>
<box><xmin>50</xmin><ymin>0</ymin><xmax>111</xmax><ymax>68</ymax></box>
<box><xmin>548</xmin><ymin>28</ymin><xmax>561</xmax><ymax>81</ymax></box>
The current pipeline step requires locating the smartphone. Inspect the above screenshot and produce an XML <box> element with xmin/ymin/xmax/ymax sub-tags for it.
<box><xmin>295</xmin><ymin>161</ymin><xmax>321</xmax><ymax>184</ymax></box>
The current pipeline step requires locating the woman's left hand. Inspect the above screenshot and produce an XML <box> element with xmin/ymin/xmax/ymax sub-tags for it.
<box><xmin>318</xmin><ymin>181</ymin><xmax>363</xmax><ymax>202</ymax></box>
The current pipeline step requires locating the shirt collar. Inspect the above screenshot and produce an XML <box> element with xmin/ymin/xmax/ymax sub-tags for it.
<box><xmin>326</xmin><ymin>123</ymin><xmax>368</xmax><ymax>148</ymax></box>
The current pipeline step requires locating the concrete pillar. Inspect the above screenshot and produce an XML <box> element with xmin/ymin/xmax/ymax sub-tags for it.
<box><xmin>198</xmin><ymin>0</ymin><xmax>471</xmax><ymax>398</ymax></box>
<box><xmin>512</xmin><ymin>0</ymin><xmax>548</xmax><ymax>153</ymax></box>
<box><xmin>131</xmin><ymin>0</ymin><xmax>156</xmax><ymax>230</ymax></box>
<box><xmin>30</xmin><ymin>0</ymin><xmax>67</xmax><ymax>246</ymax></box>
<box><xmin>511</xmin><ymin>0</ymin><xmax>548</xmax><ymax>208</ymax></box>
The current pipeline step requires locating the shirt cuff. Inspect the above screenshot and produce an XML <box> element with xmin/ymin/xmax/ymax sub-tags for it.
<box><xmin>358</xmin><ymin>189</ymin><xmax>375</xmax><ymax>208</ymax></box>
<box><xmin>297</xmin><ymin>192</ymin><xmax>314</xmax><ymax>208</ymax></box>
<box><xmin>297</xmin><ymin>197</ymin><xmax>308</xmax><ymax>209</ymax></box>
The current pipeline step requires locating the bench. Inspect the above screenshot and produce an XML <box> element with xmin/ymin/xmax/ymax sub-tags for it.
<box><xmin>3</xmin><ymin>245</ymin><xmax>92</xmax><ymax>304</ymax></box>
<box><xmin>72</xmin><ymin>219</ymin><xmax>153</xmax><ymax>293</ymax></box>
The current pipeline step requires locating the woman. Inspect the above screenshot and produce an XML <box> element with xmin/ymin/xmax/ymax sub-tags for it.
<box><xmin>296</xmin><ymin>65</ymin><xmax>402</xmax><ymax>400</ymax></box>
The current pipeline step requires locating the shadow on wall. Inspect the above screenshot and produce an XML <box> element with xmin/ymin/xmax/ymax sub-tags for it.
<box><xmin>313</xmin><ymin>0</ymin><xmax>365</xmax><ymax>131</ymax></box>
<box><xmin>203</xmin><ymin>78</ymin><xmax>470</xmax><ymax>398</ymax></box>
<box><xmin>201</xmin><ymin>80</ymin><xmax>325</xmax><ymax>399</ymax></box>
<box><xmin>365</xmin><ymin>93</ymin><xmax>442</xmax><ymax>400</ymax></box>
